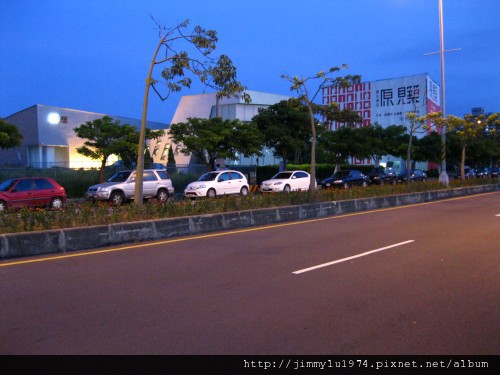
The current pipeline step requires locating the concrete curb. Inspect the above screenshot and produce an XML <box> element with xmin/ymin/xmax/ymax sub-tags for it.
<box><xmin>1</xmin><ymin>184</ymin><xmax>498</xmax><ymax>260</ymax></box>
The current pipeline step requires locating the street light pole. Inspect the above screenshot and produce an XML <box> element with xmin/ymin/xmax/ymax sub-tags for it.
<box><xmin>438</xmin><ymin>0</ymin><xmax>449</xmax><ymax>185</ymax></box>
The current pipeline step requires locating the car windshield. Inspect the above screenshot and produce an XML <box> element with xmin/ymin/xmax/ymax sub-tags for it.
<box><xmin>370</xmin><ymin>167</ymin><xmax>385</xmax><ymax>174</ymax></box>
<box><xmin>198</xmin><ymin>172</ymin><xmax>219</xmax><ymax>182</ymax></box>
<box><xmin>272</xmin><ymin>172</ymin><xmax>293</xmax><ymax>179</ymax></box>
<box><xmin>0</xmin><ymin>179</ymin><xmax>17</xmax><ymax>192</ymax></box>
<box><xmin>331</xmin><ymin>171</ymin><xmax>350</xmax><ymax>178</ymax></box>
<box><xmin>108</xmin><ymin>171</ymin><xmax>132</xmax><ymax>182</ymax></box>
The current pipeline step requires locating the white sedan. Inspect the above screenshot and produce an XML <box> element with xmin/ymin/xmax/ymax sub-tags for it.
<box><xmin>184</xmin><ymin>170</ymin><xmax>249</xmax><ymax>198</ymax></box>
<box><xmin>260</xmin><ymin>170</ymin><xmax>315</xmax><ymax>193</ymax></box>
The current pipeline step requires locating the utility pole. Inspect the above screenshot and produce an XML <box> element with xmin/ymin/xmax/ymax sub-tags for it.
<box><xmin>438</xmin><ymin>0</ymin><xmax>449</xmax><ymax>186</ymax></box>
<box><xmin>424</xmin><ymin>0</ymin><xmax>462</xmax><ymax>185</ymax></box>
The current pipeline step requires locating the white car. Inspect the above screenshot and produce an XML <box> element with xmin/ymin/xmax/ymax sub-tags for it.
<box><xmin>184</xmin><ymin>170</ymin><xmax>249</xmax><ymax>198</ymax></box>
<box><xmin>260</xmin><ymin>170</ymin><xmax>315</xmax><ymax>193</ymax></box>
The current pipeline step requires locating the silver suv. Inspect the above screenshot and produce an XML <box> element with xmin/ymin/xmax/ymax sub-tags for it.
<box><xmin>86</xmin><ymin>169</ymin><xmax>174</xmax><ymax>205</ymax></box>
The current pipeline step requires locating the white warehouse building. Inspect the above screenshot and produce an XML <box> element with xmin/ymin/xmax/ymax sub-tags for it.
<box><xmin>0</xmin><ymin>90</ymin><xmax>290</xmax><ymax>169</ymax></box>
<box><xmin>0</xmin><ymin>104</ymin><xmax>167</xmax><ymax>169</ymax></box>
<box><xmin>164</xmin><ymin>90</ymin><xmax>291</xmax><ymax>167</ymax></box>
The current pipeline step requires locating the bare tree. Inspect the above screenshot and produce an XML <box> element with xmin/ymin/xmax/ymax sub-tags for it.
<box><xmin>134</xmin><ymin>18</ymin><xmax>249</xmax><ymax>209</ymax></box>
<box><xmin>282</xmin><ymin>65</ymin><xmax>360</xmax><ymax>191</ymax></box>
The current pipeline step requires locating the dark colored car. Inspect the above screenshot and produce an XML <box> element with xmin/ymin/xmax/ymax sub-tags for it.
<box><xmin>321</xmin><ymin>170</ymin><xmax>370</xmax><ymax>189</ymax></box>
<box><xmin>367</xmin><ymin>167</ymin><xmax>398</xmax><ymax>185</ymax></box>
<box><xmin>0</xmin><ymin>177</ymin><xmax>67</xmax><ymax>211</ymax></box>
<box><xmin>490</xmin><ymin>166</ymin><xmax>500</xmax><ymax>178</ymax></box>
<box><xmin>454</xmin><ymin>166</ymin><xmax>477</xmax><ymax>179</ymax></box>
<box><xmin>476</xmin><ymin>167</ymin><xmax>491</xmax><ymax>179</ymax></box>
<box><xmin>455</xmin><ymin>166</ymin><xmax>477</xmax><ymax>179</ymax></box>
<box><xmin>398</xmin><ymin>169</ymin><xmax>427</xmax><ymax>183</ymax></box>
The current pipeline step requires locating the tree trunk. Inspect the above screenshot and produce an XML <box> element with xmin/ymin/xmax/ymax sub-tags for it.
<box><xmin>406</xmin><ymin>137</ymin><xmax>412</xmax><ymax>185</ymax></box>
<box><xmin>99</xmin><ymin>158</ymin><xmax>107</xmax><ymax>183</ymax></box>
<box><xmin>460</xmin><ymin>146</ymin><xmax>466</xmax><ymax>181</ymax></box>
<box><xmin>307</xmin><ymin>103</ymin><xmax>316</xmax><ymax>192</ymax></box>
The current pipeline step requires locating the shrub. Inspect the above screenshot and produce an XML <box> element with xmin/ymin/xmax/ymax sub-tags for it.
<box><xmin>0</xmin><ymin>178</ymin><xmax>497</xmax><ymax>234</ymax></box>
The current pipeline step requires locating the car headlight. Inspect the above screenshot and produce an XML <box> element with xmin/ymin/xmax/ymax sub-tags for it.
<box><xmin>98</xmin><ymin>187</ymin><xmax>109</xmax><ymax>192</ymax></box>
<box><xmin>274</xmin><ymin>182</ymin><xmax>282</xmax><ymax>185</ymax></box>
<box><xmin>334</xmin><ymin>180</ymin><xmax>343</xmax><ymax>183</ymax></box>
<box><xmin>193</xmin><ymin>184</ymin><xmax>206</xmax><ymax>189</ymax></box>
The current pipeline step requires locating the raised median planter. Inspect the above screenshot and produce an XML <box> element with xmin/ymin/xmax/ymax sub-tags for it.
<box><xmin>1</xmin><ymin>184</ymin><xmax>498</xmax><ymax>260</ymax></box>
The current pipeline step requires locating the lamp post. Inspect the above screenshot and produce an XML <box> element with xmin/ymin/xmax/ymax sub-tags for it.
<box><xmin>438</xmin><ymin>0</ymin><xmax>449</xmax><ymax>185</ymax></box>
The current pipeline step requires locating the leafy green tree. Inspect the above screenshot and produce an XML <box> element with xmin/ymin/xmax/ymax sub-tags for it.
<box><xmin>282</xmin><ymin>65</ymin><xmax>361</xmax><ymax>191</ymax></box>
<box><xmin>483</xmin><ymin>113</ymin><xmax>500</xmax><ymax>166</ymax></box>
<box><xmin>414</xmin><ymin>131</ymin><xmax>442</xmax><ymax>165</ymax></box>
<box><xmin>320</xmin><ymin>105</ymin><xmax>363</xmax><ymax>172</ymax></box>
<box><xmin>119</xmin><ymin>128</ymin><xmax>165</xmax><ymax>169</ymax></box>
<box><xmin>428</xmin><ymin>112</ymin><xmax>489</xmax><ymax>180</ymax></box>
<box><xmin>381</xmin><ymin>125</ymin><xmax>409</xmax><ymax>159</ymax></box>
<box><xmin>74</xmin><ymin>116</ymin><xmax>164</xmax><ymax>182</ymax></box>
<box><xmin>167</xmin><ymin>143</ymin><xmax>176</xmax><ymax>165</ymax></box>
<box><xmin>318</xmin><ymin>126</ymin><xmax>354</xmax><ymax>166</ymax></box>
<box><xmin>353</xmin><ymin>125</ymin><xmax>385</xmax><ymax>165</ymax></box>
<box><xmin>449</xmin><ymin>114</ymin><xmax>488</xmax><ymax>180</ymax></box>
<box><xmin>251</xmin><ymin>98</ymin><xmax>311</xmax><ymax>170</ymax></box>
<box><xmin>317</xmin><ymin>125</ymin><xmax>374</xmax><ymax>167</ymax></box>
<box><xmin>135</xmin><ymin>18</ymin><xmax>249</xmax><ymax>208</ymax></box>
<box><xmin>402</xmin><ymin>112</ymin><xmax>427</xmax><ymax>183</ymax></box>
<box><xmin>168</xmin><ymin>117</ymin><xmax>263</xmax><ymax>171</ymax></box>
<box><xmin>0</xmin><ymin>119</ymin><xmax>23</xmax><ymax>149</ymax></box>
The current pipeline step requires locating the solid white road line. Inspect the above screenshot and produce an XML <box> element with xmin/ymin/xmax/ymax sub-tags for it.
<box><xmin>293</xmin><ymin>240</ymin><xmax>415</xmax><ymax>274</ymax></box>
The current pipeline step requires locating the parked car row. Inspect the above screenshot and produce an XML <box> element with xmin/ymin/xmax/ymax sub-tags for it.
<box><xmin>2</xmin><ymin>163</ymin><xmax>497</xmax><ymax>210</ymax></box>
<box><xmin>453</xmin><ymin>166</ymin><xmax>500</xmax><ymax>179</ymax></box>
<box><xmin>320</xmin><ymin>167</ymin><xmax>428</xmax><ymax>189</ymax></box>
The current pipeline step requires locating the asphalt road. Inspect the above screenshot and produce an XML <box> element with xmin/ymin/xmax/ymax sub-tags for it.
<box><xmin>1</xmin><ymin>192</ymin><xmax>498</xmax><ymax>355</ymax></box>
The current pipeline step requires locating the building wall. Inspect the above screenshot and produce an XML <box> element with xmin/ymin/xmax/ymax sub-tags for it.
<box><xmin>322</xmin><ymin>73</ymin><xmax>441</xmax><ymax>169</ymax></box>
<box><xmin>1</xmin><ymin>104</ymin><xmax>168</xmax><ymax>168</ymax></box>
<box><xmin>162</xmin><ymin>91</ymin><xmax>291</xmax><ymax>167</ymax></box>
<box><xmin>322</xmin><ymin>73</ymin><xmax>440</xmax><ymax>129</ymax></box>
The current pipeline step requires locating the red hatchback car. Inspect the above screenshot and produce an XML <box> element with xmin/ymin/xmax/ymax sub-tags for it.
<box><xmin>0</xmin><ymin>177</ymin><xmax>67</xmax><ymax>211</ymax></box>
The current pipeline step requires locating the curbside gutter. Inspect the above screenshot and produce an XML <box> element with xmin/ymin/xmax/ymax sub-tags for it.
<box><xmin>1</xmin><ymin>184</ymin><xmax>499</xmax><ymax>260</ymax></box>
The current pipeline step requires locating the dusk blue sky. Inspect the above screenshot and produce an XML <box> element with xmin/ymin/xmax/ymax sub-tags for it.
<box><xmin>1</xmin><ymin>0</ymin><xmax>498</xmax><ymax>125</ymax></box>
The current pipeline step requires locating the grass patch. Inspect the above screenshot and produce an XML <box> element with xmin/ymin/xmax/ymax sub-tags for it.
<box><xmin>0</xmin><ymin>179</ymin><xmax>497</xmax><ymax>234</ymax></box>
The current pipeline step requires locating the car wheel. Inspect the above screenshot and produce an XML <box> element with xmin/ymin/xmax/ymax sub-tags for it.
<box><xmin>362</xmin><ymin>181</ymin><xmax>368</xmax><ymax>187</ymax></box>
<box><xmin>240</xmin><ymin>186</ymin><xmax>249</xmax><ymax>196</ymax></box>
<box><xmin>156</xmin><ymin>189</ymin><xmax>169</xmax><ymax>203</ymax></box>
<box><xmin>0</xmin><ymin>200</ymin><xmax>6</xmax><ymax>211</ymax></box>
<box><xmin>343</xmin><ymin>182</ymin><xmax>349</xmax><ymax>189</ymax></box>
<box><xmin>207</xmin><ymin>188</ymin><xmax>217</xmax><ymax>198</ymax></box>
<box><xmin>110</xmin><ymin>191</ymin><xmax>125</xmax><ymax>205</ymax></box>
<box><xmin>50</xmin><ymin>197</ymin><xmax>64</xmax><ymax>209</ymax></box>
<box><xmin>283</xmin><ymin>184</ymin><xmax>291</xmax><ymax>193</ymax></box>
